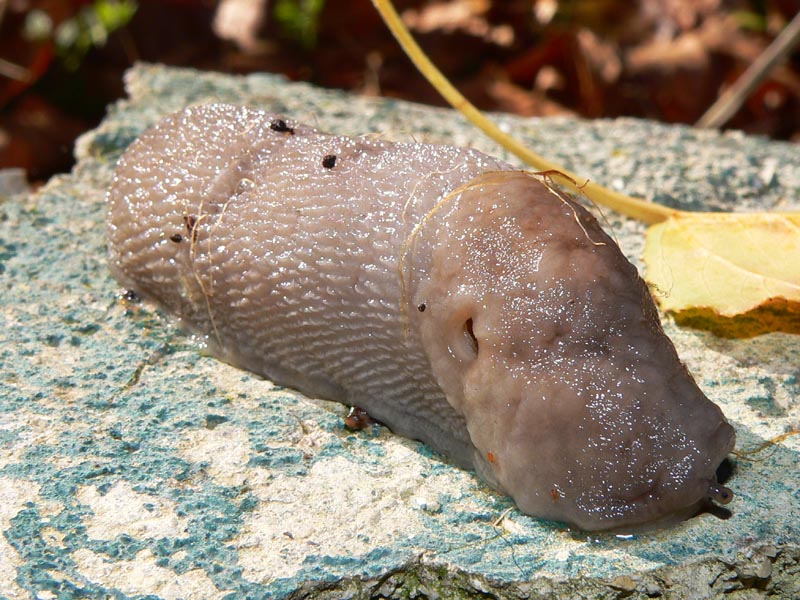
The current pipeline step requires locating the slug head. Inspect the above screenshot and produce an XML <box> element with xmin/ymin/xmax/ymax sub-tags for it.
<box><xmin>414</xmin><ymin>172</ymin><xmax>735</xmax><ymax>531</ymax></box>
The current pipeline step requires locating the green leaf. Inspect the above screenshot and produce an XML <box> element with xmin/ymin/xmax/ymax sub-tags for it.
<box><xmin>274</xmin><ymin>0</ymin><xmax>326</xmax><ymax>49</ymax></box>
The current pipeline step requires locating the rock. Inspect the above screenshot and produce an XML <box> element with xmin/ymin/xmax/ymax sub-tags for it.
<box><xmin>0</xmin><ymin>63</ymin><xmax>798</xmax><ymax>599</ymax></box>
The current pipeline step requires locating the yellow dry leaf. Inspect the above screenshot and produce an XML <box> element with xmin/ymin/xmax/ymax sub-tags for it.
<box><xmin>644</xmin><ymin>212</ymin><xmax>800</xmax><ymax>337</ymax></box>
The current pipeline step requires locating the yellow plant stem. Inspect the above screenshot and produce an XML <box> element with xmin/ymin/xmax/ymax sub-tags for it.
<box><xmin>370</xmin><ymin>0</ymin><xmax>681</xmax><ymax>225</ymax></box>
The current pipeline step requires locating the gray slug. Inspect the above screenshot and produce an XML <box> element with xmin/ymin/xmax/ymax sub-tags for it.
<box><xmin>106</xmin><ymin>103</ymin><xmax>735</xmax><ymax>531</ymax></box>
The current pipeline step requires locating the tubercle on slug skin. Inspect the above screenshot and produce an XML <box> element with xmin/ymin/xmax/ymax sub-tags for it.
<box><xmin>106</xmin><ymin>103</ymin><xmax>735</xmax><ymax>531</ymax></box>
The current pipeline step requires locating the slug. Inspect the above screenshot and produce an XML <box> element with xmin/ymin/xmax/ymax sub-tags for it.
<box><xmin>106</xmin><ymin>104</ymin><xmax>735</xmax><ymax>531</ymax></box>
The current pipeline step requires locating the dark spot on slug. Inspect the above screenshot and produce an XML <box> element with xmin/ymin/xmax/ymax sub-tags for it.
<box><xmin>322</xmin><ymin>154</ymin><xmax>337</xmax><ymax>169</ymax></box>
<box><xmin>170</xmin><ymin>233</ymin><xmax>183</xmax><ymax>243</ymax></box>
<box><xmin>550</xmin><ymin>488</ymin><xmax>562</xmax><ymax>503</ymax></box>
<box><xmin>122</xmin><ymin>289</ymin><xmax>139</xmax><ymax>303</ymax></box>
<box><xmin>270</xmin><ymin>119</ymin><xmax>295</xmax><ymax>135</ymax></box>
<box><xmin>344</xmin><ymin>406</ymin><xmax>374</xmax><ymax>431</ymax></box>
<box><xmin>417</xmin><ymin>302</ymin><xmax>426</xmax><ymax>312</ymax></box>
<box><xmin>487</xmin><ymin>451</ymin><xmax>497</xmax><ymax>464</ymax></box>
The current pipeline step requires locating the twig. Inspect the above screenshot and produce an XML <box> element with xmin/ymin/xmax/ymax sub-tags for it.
<box><xmin>697</xmin><ymin>11</ymin><xmax>800</xmax><ymax>129</ymax></box>
<box><xmin>0</xmin><ymin>58</ymin><xmax>30</xmax><ymax>82</ymax></box>
<box><xmin>492</xmin><ymin>507</ymin><xmax>514</xmax><ymax>527</ymax></box>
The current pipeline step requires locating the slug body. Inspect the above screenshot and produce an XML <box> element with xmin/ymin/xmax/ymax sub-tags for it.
<box><xmin>107</xmin><ymin>104</ymin><xmax>735</xmax><ymax>530</ymax></box>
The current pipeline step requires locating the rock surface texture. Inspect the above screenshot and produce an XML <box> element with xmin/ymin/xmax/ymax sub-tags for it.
<box><xmin>0</xmin><ymin>64</ymin><xmax>798</xmax><ymax>598</ymax></box>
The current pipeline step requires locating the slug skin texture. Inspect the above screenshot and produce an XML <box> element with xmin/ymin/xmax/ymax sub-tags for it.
<box><xmin>107</xmin><ymin>104</ymin><xmax>735</xmax><ymax>531</ymax></box>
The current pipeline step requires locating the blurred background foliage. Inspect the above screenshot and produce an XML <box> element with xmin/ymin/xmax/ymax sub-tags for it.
<box><xmin>0</xmin><ymin>0</ymin><xmax>798</xmax><ymax>184</ymax></box>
